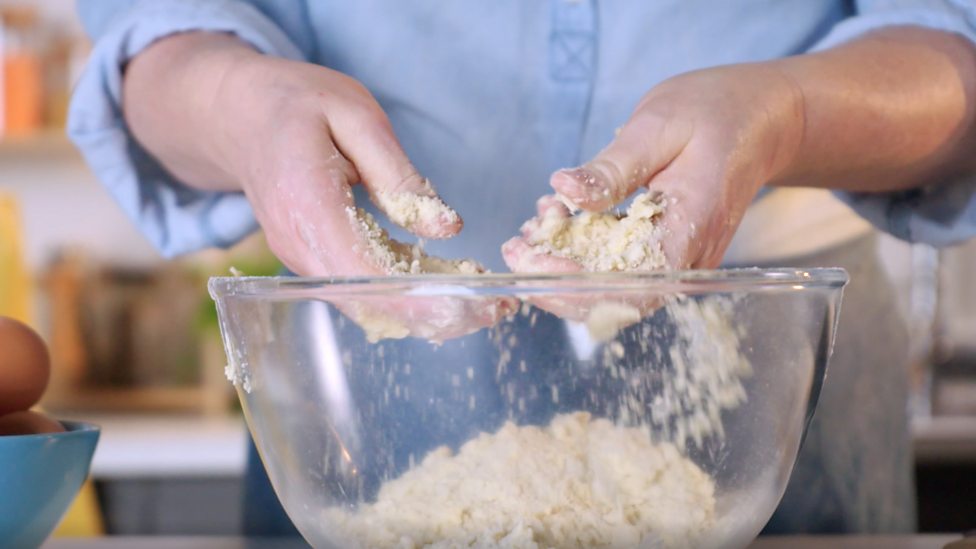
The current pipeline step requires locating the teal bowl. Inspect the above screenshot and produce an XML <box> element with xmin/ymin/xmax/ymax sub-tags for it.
<box><xmin>0</xmin><ymin>421</ymin><xmax>100</xmax><ymax>549</ymax></box>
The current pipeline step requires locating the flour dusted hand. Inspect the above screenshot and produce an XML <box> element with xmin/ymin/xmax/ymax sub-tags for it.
<box><xmin>123</xmin><ymin>33</ymin><xmax>466</xmax><ymax>277</ymax></box>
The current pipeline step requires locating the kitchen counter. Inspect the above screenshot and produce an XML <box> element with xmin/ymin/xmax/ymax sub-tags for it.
<box><xmin>62</xmin><ymin>414</ymin><xmax>247</xmax><ymax>479</ymax></box>
<box><xmin>43</xmin><ymin>536</ymin><xmax>965</xmax><ymax>548</ymax></box>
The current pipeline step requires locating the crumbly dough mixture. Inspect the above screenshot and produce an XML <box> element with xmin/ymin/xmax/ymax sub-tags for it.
<box><xmin>375</xmin><ymin>183</ymin><xmax>461</xmax><ymax>233</ymax></box>
<box><xmin>584</xmin><ymin>302</ymin><xmax>642</xmax><ymax>342</ymax></box>
<box><xmin>347</xmin><ymin>206</ymin><xmax>483</xmax><ymax>275</ymax></box>
<box><xmin>342</xmin><ymin>204</ymin><xmax>496</xmax><ymax>343</ymax></box>
<box><xmin>322</xmin><ymin>412</ymin><xmax>715</xmax><ymax>549</ymax></box>
<box><xmin>525</xmin><ymin>192</ymin><xmax>669</xmax><ymax>272</ymax></box>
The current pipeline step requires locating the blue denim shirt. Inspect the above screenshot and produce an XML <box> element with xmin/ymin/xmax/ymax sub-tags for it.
<box><xmin>68</xmin><ymin>0</ymin><xmax>976</xmax><ymax>271</ymax></box>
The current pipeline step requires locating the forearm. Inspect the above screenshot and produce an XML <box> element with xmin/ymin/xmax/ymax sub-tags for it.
<box><xmin>772</xmin><ymin>26</ymin><xmax>976</xmax><ymax>192</ymax></box>
<box><xmin>122</xmin><ymin>32</ymin><xmax>259</xmax><ymax>191</ymax></box>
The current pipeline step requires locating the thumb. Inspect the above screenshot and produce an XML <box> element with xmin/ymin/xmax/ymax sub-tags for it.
<box><xmin>550</xmin><ymin>111</ymin><xmax>690</xmax><ymax>211</ymax></box>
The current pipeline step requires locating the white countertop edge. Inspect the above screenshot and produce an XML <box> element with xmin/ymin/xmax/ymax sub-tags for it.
<box><xmin>64</xmin><ymin>414</ymin><xmax>249</xmax><ymax>479</ymax></box>
<box><xmin>65</xmin><ymin>413</ymin><xmax>976</xmax><ymax>479</ymax></box>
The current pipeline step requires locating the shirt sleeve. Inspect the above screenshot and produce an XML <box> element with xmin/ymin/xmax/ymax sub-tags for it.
<box><xmin>808</xmin><ymin>0</ymin><xmax>976</xmax><ymax>247</ymax></box>
<box><xmin>67</xmin><ymin>0</ymin><xmax>309</xmax><ymax>258</ymax></box>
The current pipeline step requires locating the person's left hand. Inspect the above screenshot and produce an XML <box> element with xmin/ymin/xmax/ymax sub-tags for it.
<box><xmin>505</xmin><ymin>62</ymin><xmax>805</xmax><ymax>272</ymax></box>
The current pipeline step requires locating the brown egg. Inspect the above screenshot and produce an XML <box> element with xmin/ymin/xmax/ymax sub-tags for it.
<box><xmin>0</xmin><ymin>410</ymin><xmax>65</xmax><ymax>436</ymax></box>
<box><xmin>0</xmin><ymin>317</ymin><xmax>51</xmax><ymax>415</ymax></box>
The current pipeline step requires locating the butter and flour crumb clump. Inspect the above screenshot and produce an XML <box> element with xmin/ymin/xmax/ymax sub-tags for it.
<box><xmin>347</xmin><ymin>205</ymin><xmax>484</xmax><ymax>275</ymax></box>
<box><xmin>375</xmin><ymin>181</ymin><xmax>461</xmax><ymax>235</ymax></box>
<box><xmin>322</xmin><ymin>412</ymin><xmax>715</xmax><ymax>549</ymax></box>
<box><xmin>343</xmin><ymin>203</ymin><xmax>511</xmax><ymax>343</ymax></box>
<box><xmin>526</xmin><ymin>192</ymin><xmax>670</xmax><ymax>272</ymax></box>
<box><xmin>513</xmin><ymin>191</ymin><xmax>673</xmax><ymax>342</ymax></box>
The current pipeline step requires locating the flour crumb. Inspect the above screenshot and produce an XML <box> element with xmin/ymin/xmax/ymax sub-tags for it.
<box><xmin>322</xmin><ymin>412</ymin><xmax>715</xmax><ymax>549</ymax></box>
<box><xmin>343</xmin><ymin>206</ymin><xmax>497</xmax><ymax>342</ymax></box>
<box><xmin>375</xmin><ymin>180</ymin><xmax>460</xmax><ymax>235</ymax></box>
<box><xmin>347</xmin><ymin>206</ymin><xmax>483</xmax><ymax>275</ymax></box>
<box><xmin>524</xmin><ymin>192</ymin><xmax>669</xmax><ymax>272</ymax></box>
<box><xmin>585</xmin><ymin>301</ymin><xmax>641</xmax><ymax>342</ymax></box>
<box><xmin>349</xmin><ymin>307</ymin><xmax>411</xmax><ymax>343</ymax></box>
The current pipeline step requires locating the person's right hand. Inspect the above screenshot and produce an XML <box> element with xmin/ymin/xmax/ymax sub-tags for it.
<box><xmin>125</xmin><ymin>33</ymin><xmax>462</xmax><ymax>276</ymax></box>
<box><xmin>209</xmin><ymin>47</ymin><xmax>464</xmax><ymax>276</ymax></box>
<box><xmin>124</xmin><ymin>33</ymin><xmax>514</xmax><ymax>340</ymax></box>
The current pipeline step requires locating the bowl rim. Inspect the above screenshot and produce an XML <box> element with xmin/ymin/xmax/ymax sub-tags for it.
<box><xmin>209</xmin><ymin>267</ymin><xmax>849</xmax><ymax>299</ymax></box>
<box><xmin>0</xmin><ymin>420</ymin><xmax>100</xmax><ymax>443</ymax></box>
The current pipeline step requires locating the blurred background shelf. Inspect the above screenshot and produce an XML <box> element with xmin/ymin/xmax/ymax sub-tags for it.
<box><xmin>45</xmin><ymin>386</ymin><xmax>224</xmax><ymax>415</ymax></box>
<box><xmin>913</xmin><ymin>415</ymin><xmax>976</xmax><ymax>464</ymax></box>
<box><xmin>0</xmin><ymin>129</ymin><xmax>76</xmax><ymax>159</ymax></box>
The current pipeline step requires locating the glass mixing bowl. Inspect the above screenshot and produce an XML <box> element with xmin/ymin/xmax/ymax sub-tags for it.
<box><xmin>210</xmin><ymin>269</ymin><xmax>847</xmax><ymax>549</ymax></box>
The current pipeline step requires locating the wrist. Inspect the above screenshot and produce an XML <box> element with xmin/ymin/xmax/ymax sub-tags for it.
<box><xmin>123</xmin><ymin>32</ymin><xmax>261</xmax><ymax>190</ymax></box>
<box><xmin>763</xmin><ymin>28</ymin><xmax>976</xmax><ymax>191</ymax></box>
<box><xmin>181</xmin><ymin>34</ymin><xmax>265</xmax><ymax>187</ymax></box>
<box><xmin>754</xmin><ymin>61</ymin><xmax>808</xmax><ymax>187</ymax></box>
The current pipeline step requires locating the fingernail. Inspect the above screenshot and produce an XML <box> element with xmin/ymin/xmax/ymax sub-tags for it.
<box><xmin>554</xmin><ymin>167</ymin><xmax>609</xmax><ymax>203</ymax></box>
<box><xmin>553</xmin><ymin>194</ymin><xmax>579</xmax><ymax>214</ymax></box>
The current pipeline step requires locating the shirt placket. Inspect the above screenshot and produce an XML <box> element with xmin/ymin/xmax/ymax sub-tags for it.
<box><xmin>546</xmin><ymin>0</ymin><xmax>597</xmax><ymax>170</ymax></box>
